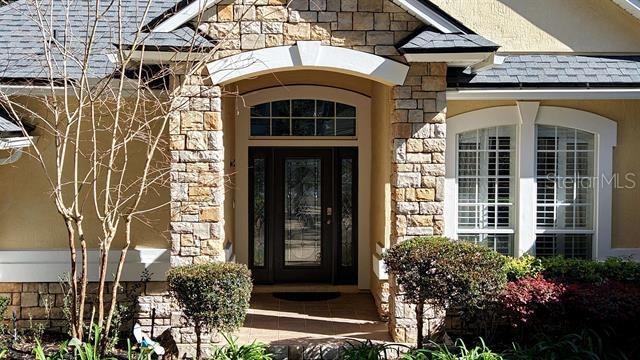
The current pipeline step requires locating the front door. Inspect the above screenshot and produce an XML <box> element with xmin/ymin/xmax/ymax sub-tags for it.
<box><xmin>249</xmin><ymin>147</ymin><xmax>357</xmax><ymax>284</ymax></box>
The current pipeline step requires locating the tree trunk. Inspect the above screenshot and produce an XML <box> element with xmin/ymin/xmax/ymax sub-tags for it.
<box><xmin>64</xmin><ymin>219</ymin><xmax>79</xmax><ymax>339</ymax></box>
<box><xmin>195</xmin><ymin>323</ymin><xmax>203</xmax><ymax>360</ymax></box>
<box><xmin>77</xmin><ymin>221</ymin><xmax>88</xmax><ymax>341</ymax></box>
<box><xmin>416</xmin><ymin>302</ymin><xmax>424</xmax><ymax>349</ymax></box>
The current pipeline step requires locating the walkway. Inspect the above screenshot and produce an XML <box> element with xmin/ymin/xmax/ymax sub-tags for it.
<box><xmin>236</xmin><ymin>292</ymin><xmax>392</xmax><ymax>346</ymax></box>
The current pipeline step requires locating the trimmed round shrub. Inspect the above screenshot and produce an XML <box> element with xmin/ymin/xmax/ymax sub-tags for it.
<box><xmin>384</xmin><ymin>236</ymin><xmax>507</xmax><ymax>347</ymax></box>
<box><xmin>167</xmin><ymin>262</ymin><xmax>252</xmax><ymax>359</ymax></box>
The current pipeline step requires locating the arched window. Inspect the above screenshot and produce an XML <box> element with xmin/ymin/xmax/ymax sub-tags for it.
<box><xmin>250</xmin><ymin>99</ymin><xmax>356</xmax><ymax>137</ymax></box>
<box><xmin>445</xmin><ymin>104</ymin><xmax>617</xmax><ymax>259</ymax></box>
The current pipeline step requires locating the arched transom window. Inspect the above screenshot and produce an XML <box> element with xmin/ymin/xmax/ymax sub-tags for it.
<box><xmin>250</xmin><ymin>99</ymin><xmax>356</xmax><ymax>137</ymax></box>
<box><xmin>445</xmin><ymin>104</ymin><xmax>617</xmax><ymax>260</ymax></box>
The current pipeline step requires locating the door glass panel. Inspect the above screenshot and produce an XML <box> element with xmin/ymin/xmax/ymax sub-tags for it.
<box><xmin>252</xmin><ymin>158</ymin><xmax>266</xmax><ymax>267</ymax></box>
<box><xmin>340</xmin><ymin>158</ymin><xmax>354</xmax><ymax>267</ymax></box>
<box><xmin>284</xmin><ymin>158</ymin><xmax>322</xmax><ymax>267</ymax></box>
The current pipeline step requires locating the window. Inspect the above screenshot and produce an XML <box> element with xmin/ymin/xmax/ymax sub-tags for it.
<box><xmin>456</xmin><ymin>126</ymin><xmax>515</xmax><ymax>255</ymax></box>
<box><xmin>250</xmin><ymin>99</ymin><xmax>356</xmax><ymax>137</ymax></box>
<box><xmin>535</xmin><ymin>126</ymin><xmax>595</xmax><ymax>259</ymax></box>
<box><xmin>446</xmin><ymin>105</ymin><xmax>617</xmax><ymax>260</ymax></box>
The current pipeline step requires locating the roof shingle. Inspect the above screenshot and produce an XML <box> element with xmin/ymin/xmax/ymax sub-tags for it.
<box><xmin>0</xmin><ymin>0</ymin><xmax>213</xmax><ymax>81</ymax></box>
<box><xmin>448</xmin><ymin>55</ymin><xmax>640</xmax><ymax>88</ymax></box>
<box><xmin>399</xmin><ymin>28</ymin><xmax>499</xmax><ymax>54</ymax></box>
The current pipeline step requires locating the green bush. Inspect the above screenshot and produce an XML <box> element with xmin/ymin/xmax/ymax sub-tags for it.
<box><xmin>210</xmin><ymin>334</ymin><xmax>272</xmax><ymax>360</ymax></box>
<box><xmin>384</xmin><ymin>237</ymin><xmax>507</xmax><ymax>348</ymax></box>
<box><xmin>503</xmin><ymin>255</ymin><xmax>543</xmax><ymax>281</ymax></box>
<box><xmin>167</xmin><ymin>262</ymin><xmax>252</xmax><ymax>360</ymax></box>
<box><xmin>541</xmin><ymin>256</ymin><xmax>640</xmax><ymax>284</ymax></box>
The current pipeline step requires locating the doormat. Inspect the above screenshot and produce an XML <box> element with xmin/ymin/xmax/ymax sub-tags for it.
<box><xmin>272</xmin><ymin>292</ymin><xmax>341</xmax><ymax>301</ymax></box>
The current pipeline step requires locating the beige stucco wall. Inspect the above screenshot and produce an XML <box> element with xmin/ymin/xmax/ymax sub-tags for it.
<box><xmin>431</xmin><ymin>0</ymin><xmax>640</xmax><ymax>52</ymax></box>
<box><xmin>448</xmin><ymin>99</ymin><xmax>640</xmax><ymax>248</ymax></box>
<box><xmin>0</xmin><ymin>97</ymin><xmax>170</xmax><ymax>250</ymax></box>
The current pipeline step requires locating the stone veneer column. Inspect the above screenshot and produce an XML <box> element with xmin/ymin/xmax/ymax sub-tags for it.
<box><xmin>167</xmin><ymin>73</ymin><xmax>226</xmax><ymax>353</ymax></box>
<box><xmin>387</xmin><ymin>63</ymin><xmax>447</xmax><ymax>343</ymax></box>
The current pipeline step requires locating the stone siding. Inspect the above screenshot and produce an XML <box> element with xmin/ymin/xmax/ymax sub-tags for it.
<box><xmin>0</xmin><ymin>282</ymin><xmax>170</xmax><ymax>336</ymax></box>
<box><xmin>388</xmin><ymin>63</ymin><xmax>447</xmax><ymax>342</ymax></box>
<box><xmin>197</xmin><ymin>0</ymin><xmax>422</xmax><ymax>59</ymax></box>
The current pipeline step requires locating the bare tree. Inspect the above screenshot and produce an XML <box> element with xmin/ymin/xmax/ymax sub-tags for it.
<box><xmin>0</xmin><ymin>0</ymin><xmax>240</xmax><ymax>351</ymax></box>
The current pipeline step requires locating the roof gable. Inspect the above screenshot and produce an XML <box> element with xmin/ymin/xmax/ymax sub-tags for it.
<box><xmin>148</xmin><ymin>0</ymin><xmax>473</xmax><ymax>34</ymax></box>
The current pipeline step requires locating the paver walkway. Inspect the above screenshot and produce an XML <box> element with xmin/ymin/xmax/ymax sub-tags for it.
<box><xmin>236</xmin><ymin>292</ymin><xmax>392</xmax><ymax>346</ymax></box>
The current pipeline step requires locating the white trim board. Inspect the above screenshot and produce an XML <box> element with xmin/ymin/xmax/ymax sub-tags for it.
<box><xmin>149</xmin><ymin>0</ymin><xmax>465</xmax><ymax>34</ymax></box>
<box><xmin>0</xmin><ymin>249</ymin><xmax>169</xmax><ymax>282</ymax></box>
<box><xmin>404</xmin><ymin>52</ymin><xmax>495</xmax><ymax>67</ymax></box>
<box><xmin>612</xmin><ymin>0</ymin><xmax>640</xmax><ymax>20</ymax></box>
<box><xmin>151</xmin><ymin>0</ymin><xmax>222</xmax><ymax>32</ymax></box>
<box><xmin>447</xmin><ymin>88</ymin><xmax>640</xmax><ymax>100</ymax></box>
<box><xmin>207</xmin><ymin>41</ymin><xmax>409</xmax><ymax>86</ymax></box>
<box><xmin>444</xmin><ymin>104</ymin><xmax>632</xmax><ymax>259</ymax></box>
<box><xmin>390</xmin><ymin>0</ymin><xmax>464</xmax><ymax>33</ymax></box>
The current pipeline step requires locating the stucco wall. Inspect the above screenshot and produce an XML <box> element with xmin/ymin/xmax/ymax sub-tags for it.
<box><xmin>431</xmin><ymin>0</ymin><xmax>640</xmax><ymax>52</ymax></box>
<box><xmin>448</xmin><ymin>99</ymin><xmax>640</xmax><ymax>249</ymax></box>
<box><xmin>0</xmin><ymin>97</ymin><xmax>170</xmax><ymax>250</ymax></box>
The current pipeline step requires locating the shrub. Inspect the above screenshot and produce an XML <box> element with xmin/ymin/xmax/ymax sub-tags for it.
<box><xmin>167</xmin><ymin>262</ymin><xmax>252</xmax><ymax>360</ymax></box>
<box><xmin>384</xmin><ymin>237</ymin><xmax>507</xmax><ymax>348</ymax></box>
<box><xmin>541</xmin><ymin>256</ymin><xmax>640</xmax><ymax>284</ymax></box>
<box><xmin>503</xmin><ymin>255</ymin><xmax>543</xmax><ymax>281</ymax></box>
<box><xmin>562</xmin><ymin>280</ymin><xmax>640</xmax><ymax>327</ymax></box>
<box><xmin>497</xmin><ymin>276</ymin><xmax>564</xmax><ymax>330</ymax></box>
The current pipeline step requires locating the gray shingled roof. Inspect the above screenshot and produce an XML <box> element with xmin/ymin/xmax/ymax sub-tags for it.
<box><xmin>0</xmin><ymin>0</ymin><xmax>213</xmax><ymax>80</ymax></box>
<box><xmin>448</xmin><ymin>54</ymin><xmax>640</xmax><ymax>88</ymax></box>
<box><xmin>121</xmin><ymin>27</ymin><xmax>215</xmax><ymax>50</ymax></box>
<box><xmin>0</xmin><ymin>114</ymin><xmax>20</xmax><ymax>133</ymax></box>
<box><xmin>399</xmin><ymin>28</ymin><xmax>499</xmax><ymax>53</ymax></box>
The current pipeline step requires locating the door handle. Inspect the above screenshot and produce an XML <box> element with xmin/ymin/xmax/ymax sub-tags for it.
<box><xmin>326</xmin><ymin>207</ymin><xmax>332</xmax><ymax>224</ymax></box>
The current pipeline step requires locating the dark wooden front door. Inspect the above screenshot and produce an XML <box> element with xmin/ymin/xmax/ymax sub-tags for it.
<box><xmin>249</xmin><ymin>147</ymin><xmax>357</xmax><ymax>284</ymax></box>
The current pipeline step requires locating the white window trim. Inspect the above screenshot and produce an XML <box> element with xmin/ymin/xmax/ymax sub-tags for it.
<box><xmin>445</xmin><ymin>103</ymin><xmax>625</xmax><ymax>259</ymax></box>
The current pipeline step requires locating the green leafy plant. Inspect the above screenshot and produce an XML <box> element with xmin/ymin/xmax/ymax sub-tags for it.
<box><xmin>540</xmin><ymin>256</ymin><xmax>640</xmax><ymax>284</ymax></box>
<box><xmin>33</xmin><ymin>339</ymin><xmax>70</xmax><ymax>360</ymax></box>
<box><xmin>504</xmin><ymin>255</ymin><xmax>543</xmax><ymax>281</ymax></box>
<box><xmin>127</xmin><ymin>339</ymin><xmax>154</xmax><ymax>360</ymax></box>
<box><xmin>167</xmin><ymin>262</ymin><xmax>253</xmax><ymax>360</ymax></box>
<box><xmin>384</xmin><ymin>237</ymin><xmax>507</xmax><ymax>348</ymax></box>
<box><xmin>210</xmin><ymin>333</ymin><xmax>272</xmax><ymax>360</ymax></box>
<box><xmin>418</xmin><ymin>339</ymin><xmax>503</xmax><ymax>360</ymax></box>
<box><xmin>505</xmin><ymin>329</ymin><xmax>628</xmax><ymax>360</ymax></box>
<box><xmin>341</xmin><ymin>340</ymin><xmax>408</xmax><ymax>360</ymax></box>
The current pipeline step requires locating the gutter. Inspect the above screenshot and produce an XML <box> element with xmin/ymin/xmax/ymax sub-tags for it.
<box><xmin>446</xmin><ymin>88</ymin><xmax>640</xmax><ymax>100</ymax></box>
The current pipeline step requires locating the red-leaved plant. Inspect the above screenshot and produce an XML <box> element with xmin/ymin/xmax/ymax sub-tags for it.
<box><xmin>498</xmin><ymin>275</ymin><xmax>565</xmax><ymax>328</ymax></box>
